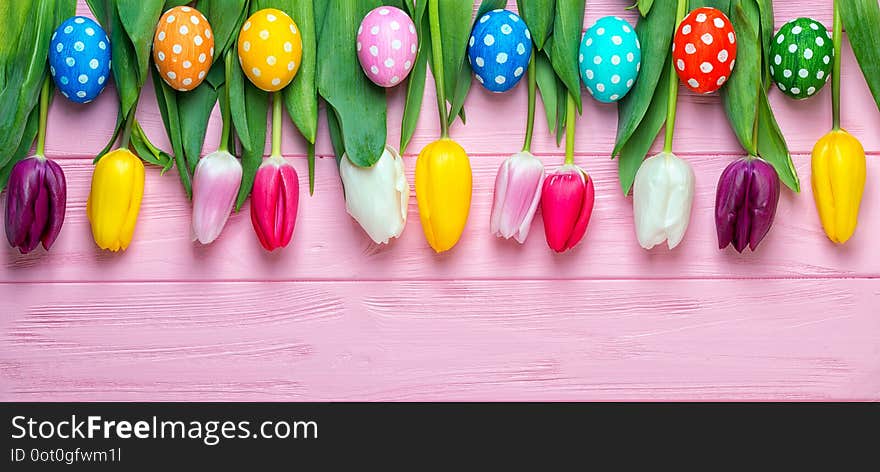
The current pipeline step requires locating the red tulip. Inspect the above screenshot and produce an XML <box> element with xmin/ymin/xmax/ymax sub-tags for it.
<box><xmin>250</xmin><ymin>156</ymin><xmax>299</xmax><ymax>251</ymax></box>
<box><xmin>540</xmin><ymin>165</ymin><xmax>595</xmax><ymax>252</ymax></box>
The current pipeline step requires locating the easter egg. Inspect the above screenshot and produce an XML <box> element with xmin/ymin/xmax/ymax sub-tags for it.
<box><xmin>357</xmin><ymin>7</ymin><xmax>418</xmax><ymax>88</ymax></box>
<box><xmin>48</xmin><ymin>16</ymin><xmax>111</xmax><ymax>103</ymax></box>
<box><xmin>153</xmin><ymin>6</ymin><xmax>215</xmax><ymax>92</ymax></box>
<box><xmin>467</xmin><ymin>9</ymin><xmax>532</xmax><ymax>93</ymax></box>
<box><xmin>672</xmin><ymin>7</ymin><xmax>737</xmax><ymax>94</ymax></box>
<box><xmin>238</xmin><ymin>9</ymin><xmax>303</xmax><ymax>92</ymax></box>
<box><xmin>770</xmin><ymin>18</ymin><xmax>833</xmax><ymax>100</ymax></box>
<box><xmin>578</xmin><ymin>16</ymin><xmax>641</xmax><ymax>103</ymax></box>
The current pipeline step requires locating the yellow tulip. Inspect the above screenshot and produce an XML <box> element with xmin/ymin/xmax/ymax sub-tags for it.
<box><xmin>415</xmin><ymin>138</ymin><xmax>472</xmax><ymax>253</ymax></box>
<box><xmin>811</xmin><ymin>129</ymin><xmax>866</xmax><ymax>244</ymax></box>
<box><xmin>87</xmin><ymin>149</ymin><xmax>145</xmax><ymax>251</ymax></box>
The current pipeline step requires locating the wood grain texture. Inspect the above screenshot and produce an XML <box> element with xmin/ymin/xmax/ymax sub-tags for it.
<box><xmin>0</xmin><ymin>0</ymin><xmax>877</xmax><ymax>402</ymax></box>
<box><xmin>2</xmin><ymin>280</ymin><xmax>878</xmax><ymax>401</ymax></box>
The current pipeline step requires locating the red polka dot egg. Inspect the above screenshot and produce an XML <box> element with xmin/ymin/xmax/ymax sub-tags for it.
<box><xmin>672</xmin><ymin>7</ymin><xmax>736</xmax><ymax>94</ymax></box>
<box><xmin>153</xmin><ymin>6</ymin><xmax>215</xmax><ymax>92</ymax></box>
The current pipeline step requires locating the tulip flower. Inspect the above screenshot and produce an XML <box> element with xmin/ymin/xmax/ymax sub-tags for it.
<box><xmin>633</xmin><ymin>152</ymin><xmax>695</xmax><ymax>250</ymax></box>
<box><xmin>811</xmin><ymin>129</ymin><xmax>866</xmax><ymax>244</ymax></box>
<box><xmin>87</xmin><ymin>148</ymin><xmax>145</xmax><ymax>252</ymax></box>
<box><xmin>340</xmin><ymin>146</ymin><xmax>409</xmax><ymax>244</ymax></box>
<box><xmin>541</xmin><ymin>165</ymin><xmax>594</xmax><ymax>252</ymax></box>
<box><xmin>491</xmin><ymin>151</ymin><xmax>544</xmax><ymax>243</ymax></box>
<box><xmin>415</xmin><ymin>138</ymin><xmax>472</xmax><ymax>253</ymax></box>
<box><xmin>192</xmin><ymin>150</ymin><xmax>243</xmax><ymax>245</ymax></box>
<box><xmin>251</xmin><ymin>155</ymin><xmax>299</xmax><ymax>251</ymax></box>
<box><xmin>715</xmin><ymin>157</ymin><xmax>780</xmax><ymax>252</ymax></box>
<box><xmin>5</xmin><ymin>156</ymin><xmax>66</xmax><ymax>254</ymax></box>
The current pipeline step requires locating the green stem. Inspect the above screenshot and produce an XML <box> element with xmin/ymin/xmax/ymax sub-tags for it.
<box><xmin>219</xmin><ymin>52</ymin><xmax>234</xmax><ymax>153</ymax></box>
<box><xmin>663</xmin><ymin>0</ymin><xmax>689</xmax><ymax>153</ymax></box>
<box><xmin>522</xmin><ymin>51</ymin><xmax>537</xmax><ymax>152</ymax></box>
<box><xmin>564</xmin><ymin>93</ymin><xmax>575</xmax><ymax>165</ymax></box>
<box><xmin>428</xmin><ymin>0</ymin><xmax>449</xmax><ymax>138</ymax></box>
<box><xmin>119</xmin><ymin>103</ymin><xmax>138</xmax><ymax>150</ymax></box>
<box><xmin>35</xmin><ymin>77</ymin><xmax>50</xmax><ymax>157</ymax></box>
<box><xmin>832</xmin><ymin>0</ymin><xmax>842</xmax><ymax>130</ymax></box>
<box><xmin>271</xmin><ymin>91</ymin><xmax>282</xmax><ymax>158</ymax></box>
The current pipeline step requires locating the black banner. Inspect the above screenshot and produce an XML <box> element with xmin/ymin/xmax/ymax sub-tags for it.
<box><xmin>2</xmin><ymin>402</ymin><xmax>877</xmax><ymax>469</ymax></box>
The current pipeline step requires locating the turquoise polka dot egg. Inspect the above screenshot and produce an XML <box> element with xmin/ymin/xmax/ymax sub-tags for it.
<box><xmin>579</xmin><ymin>16</ymin><xmax>641</xmax><ymax>103</ymax></box>
<box><xmin>467</xmin><ymin>9</ymin><xmax>532</xmax><ymax>93</ymax></box>
<box><xmin>48</xmin><ymin>16</ymin><xmax>111</xmax><ymax>104</ymax></box>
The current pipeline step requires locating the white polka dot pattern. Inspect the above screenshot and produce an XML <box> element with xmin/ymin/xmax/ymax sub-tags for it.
<box><xmin>356</xmin><ymin>7</ymin><xmax>418</xmax><ymax>88</ymax></box>
<box><xmin>467</xmin><ymin>9</ymin><xmax>532</xmax><ymax>93</ymax></box>
<box><xmin>153</xmin><ymin>6</ymin><xmax>215</xmax><ymax>92</ymax></box>
<box><xmin>49</xmin><ymin>16</ymin><xmax>111</xmax><ymax>103</ymax></box>
<box><xmin>579</xmin><ymin>16</ymin><xmax>641</xmax><ymax>103</ymax></box>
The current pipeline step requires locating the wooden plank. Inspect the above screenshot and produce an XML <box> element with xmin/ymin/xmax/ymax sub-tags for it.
<box><xmin>2</xmin><ymin>279</ymin><xmax>877</xmax><ymax>401</ymax></box>
<box><xmin>49</xmin><ymin>1</ymin><xmax>877</xmax><ymax>160</ymax></box>
<box><xmin>3</xmin><ymin>155</ymin><xmax>878</xmax><ymax>282</ymax></box>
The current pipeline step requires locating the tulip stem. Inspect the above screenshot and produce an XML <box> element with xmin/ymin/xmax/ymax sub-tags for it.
<box><xmin>565</xmin><ymin>93</ymin><xmax>575</xmax><ymax>166</ymax></box>
<box><xmin>119</xmin><ymin>103</ymin><xmax>137</xmax><ymax>151</ymax></box>
<box><xmin>218</xmin><ymin>51</ymin><xmax>234</xmax><ymax>153</ymax></box>
<box><xmin>522</xmin><ymin>51</ymin><xmax>537</xmax><ymax>153</ymax></box>
<box><xmin>664</xmin><ymin>0</ymin><xmax>689</xmax><ymax>154</ymax></box>
<box><xmin>271</xmin><ymin>92</ymin><xmax>282</xmax><ymax>158</ymax></box>
<box><xmin>428</xmin><ymin>0</ymin><xmax>449</xmax><ymax>138</ymax></box>
<box><xmin>36</xmin><ymin>77</ymin><xmax>50</xmax><ymax>157</ymax></box>
<box><xmin>832</xmin><ymin>0</ymin><xmax>842</xmax><ymax>131</ymax></box>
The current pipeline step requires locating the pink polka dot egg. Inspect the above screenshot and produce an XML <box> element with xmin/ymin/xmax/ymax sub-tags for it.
<box><xmin>357</xmin><ymin>6</ymin><xmax>418</xmax><ymax>88</ymax></box>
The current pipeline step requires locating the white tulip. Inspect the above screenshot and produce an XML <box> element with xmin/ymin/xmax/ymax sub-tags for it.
<box><xmin>632</xmin><ymin>152</ymin><xmax>695</xmax><ymax>250</ymax></box>
<box><xmin>340</xmin><ymin>146</ymin><xmax>410</xmax><ymax>244</ymax></box>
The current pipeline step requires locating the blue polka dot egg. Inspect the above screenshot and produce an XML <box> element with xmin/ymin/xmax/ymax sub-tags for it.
<box><xmin>48</xmin><ymin>16</ymin><xmax>111</xmax><ymax>104</ymax></box>
<box><xmin>579</xmin><ymin>16</ymin><xmax>641</xmax><ymax>103</ymax></box>
<box><xmin>467</xmin><ymin>9</ymin><xmax>532</xmax><ymax>93</ymax></box>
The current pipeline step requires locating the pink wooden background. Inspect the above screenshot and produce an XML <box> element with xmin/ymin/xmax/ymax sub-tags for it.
<box><xmin>1</xmin><ymin>1</ymin><xmax>878</xmax><ymax>401</ymax></box>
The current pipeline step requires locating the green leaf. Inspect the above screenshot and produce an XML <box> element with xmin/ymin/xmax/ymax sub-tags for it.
<box><xmin>179</xmin><ymin>81</ymin><xmax>220</xmax><ymax>174</ymax></box>
<box><xmin>152</xmin><ymin>67</ymin><xmax>192</xmax><ymax>197</ymax></box>
<box><xmin>400</xmin><ymin>9</ymin><xmax>430</xmax><ymax>153</ymax></box>
<box><xmin>0</xmin><ymin>104</ymin><xmax>40</xmax><ymax>190</ymax></box>
<box><xmin>278</xmin><ymin>0</ymin><xmax>319</xmax><ymax>145</ymax></box>
<box><xmin>198</xmin><ymin>0</ymin><xmax>248</xmax><ymax>56</ymax></box>
<box><xmin>235</xmin><ymin>80</ymin><xmax>269</xmax><ymax>210</ymax></box>
<box><xmin>546</xmin><ymin>0</ymin><xmax>585</xmax><ymax>112</ymax></box>
<box><xmin>613</xmin><ymin>0</ymin><xmax>677</xmax><ymax>156</ymax></box>
<box><xmin>639</xmin><ymin>0</ymin><xmax>656</xmax><ymax>16</ymax></box>
<box><xmin>117</xmin><ymin>0</ymin><xmax>164</xmax><ymax>86</ymax></box>
<box><xmin>164</xmin><ymin>0</ymin><xmax>191</xmax><ymax>8</ymax></box>
<box><xmin>437</xmin><ymin>0</ymin><xmax>475</xmax><ymax>127</ymax></box>
<box><xmin>317</xmin><ymin>0</ymin><xmax>386</xmax><ymax>168</ymax></box>
<box><xmin>617</xmin><ymin>55</ymin><xmax>672</xmax><ymax>195</ymax></box>
<box><xmin>839</xmin><ymin>0</ymin><xmax>880</xmax><ymax>112</ymax></box>
<box><xmin>516</xmin><ymin>0</ymin><xmax>555</xmax><ymax>50</ymax></box>
<box><xmin>477</xmin><ymin>0</ymin><xmax>507</xmax><ymax>18</ymax></box>
<box><xmin>535</xmin><ymin>50</ymin><xmax>560</xmax><ymax>135</ymax></box>
<box><xmin>326</xmin><ymin>105</ymin><xmax>346</xmax><ymax>162</ymax></box>
<box><xmin>105</xmin><ymin>4</ymin><xmax>141</xmax><ymax>118</ymax></box>
<box><xmin>757</xmin><ymin>87</ymin><xmax>799</xmax><ymax>192</ymax></box>
<box><xmin>227</xmin><ymin>49</ymin><xmax>253</xmax><ymax>149</ymax></box>
<box><xmin>720</xmin><ymin>1</ymin><xmax>761</xmax><ymax>155</ymax></box>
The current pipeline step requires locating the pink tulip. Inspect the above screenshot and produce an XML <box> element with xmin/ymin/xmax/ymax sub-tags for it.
<box><xmin>250</xmin><ymin>156</ymin><xmax>299</xmax><ymax>251</ymax></box>
<box><xmin>490</xmin><ymin>151</ymin><xmax>545</xmax><ymax>243</ymax></box>
<box><xmin>540</xmin><ymin>165</ymin><xmax>595</xmax><ymax>253</ymax></box>
<box><xmin>192</xmin><ymin>151</ymin><xmax>242</xmax><ymax>245</ymax></box>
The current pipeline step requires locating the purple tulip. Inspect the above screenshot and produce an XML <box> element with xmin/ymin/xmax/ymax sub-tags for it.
<box><xmin>5</xmin><ymin>156</ymin><xmax>67</xmax><ymax>254</ymax></box>
<box><xmin>715</xmin><ymin>157</ymin><xmax>780</xmax><ymax>252</ymax></box>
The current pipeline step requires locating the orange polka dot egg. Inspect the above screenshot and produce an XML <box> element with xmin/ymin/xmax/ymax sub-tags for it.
<box><xmin>153</xmin><ymin>6</ymin><xmax>215</xmax><ymax>92</ymax></box>
<box><xmin>238</xmin><ymin>9</ymin><xmax>303</xmax><ymax>92</ymax></box>
<box><xmin>672</xmin><ymin>7</ymin><xmax>737</xmax><ymax>94</ymax></box>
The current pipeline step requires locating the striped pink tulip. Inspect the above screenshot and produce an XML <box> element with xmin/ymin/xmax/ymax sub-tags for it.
<box><xmin>192</xmin><ymin>151</ymin><xmax>242</xmax><ymax>245</ymax></box>
<box><xmin>250</xmin><ymin>156</ymin><xmax>299</xmax><ymax>251</ymax></box>
<box><xmin>490</xmin><ymin>151</ymin><xmax>545</xmax><ymax>243</ymax></box>
<box><xmin>540</xmin><ymin>165</ymin><xmax>595</xmax><ymax>253</ymax></box>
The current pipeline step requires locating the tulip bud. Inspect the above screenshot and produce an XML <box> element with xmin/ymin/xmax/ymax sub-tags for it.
<box><xmin>4</xmin><ymin>156</ymin><xmax>67</xmax><ymax>254</ymax></box>
<box><xmin>540</xmin><ymin>165</ymin><xmax>594</xmax><ymax>253</ymax></box>
<box><xmin>633</xmin><ymin>152</ymin><xmax>695</xmax><ymax>250</ymax></box>
<box><xmin>415</xmin><ymin>138</ymin><xmax>472</xmax><ymax>253</ymax></box>
<box><xmin>87</xmin><ymin>149</ymin><xmax>145</xmax><ymax>252</ymax></box>
<box><xmin>490</xmin><ymin>151</ymin><xmax>545</xmax><ymax>243</ymax></box>
<box><xmin>811</xmin><ymin>129</ymin><xmax>866</xmax><ymax>244</ymax></box>
<box><xmin>251</xmin><ymin>156</ymin><xmax>299</xmax><ymax>251</ymax></box>
<box><xmin>715</xmin><ymin>157</ymin><xmax>780</xmax><ymax>252</ymax></box>
<box><xmin>192</xmin><ymin>150</ymin><xmax>243</xmax><ymax>245</ymax></box>
<box><xmin>340</xmin><ymin>146</ymin><xmax>409</xmax><ymax>244</ymax></box>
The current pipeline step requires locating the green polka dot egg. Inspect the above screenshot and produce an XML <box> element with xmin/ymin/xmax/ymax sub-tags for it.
<box><xmin>770</xmin><ymin>18</ymin><xmax>833</xmax><ymax>100</ymax></box>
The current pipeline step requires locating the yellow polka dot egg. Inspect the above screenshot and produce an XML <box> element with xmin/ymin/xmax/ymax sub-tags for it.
<box><xmin>238</xmin><ymin>9</ymin><xmax>303</xmax><ymax>92</ymax></box>
<box><xmin>153</xmin><ymin>6</ymin><xmax>215</xmax><ymax>92</ymax></box>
